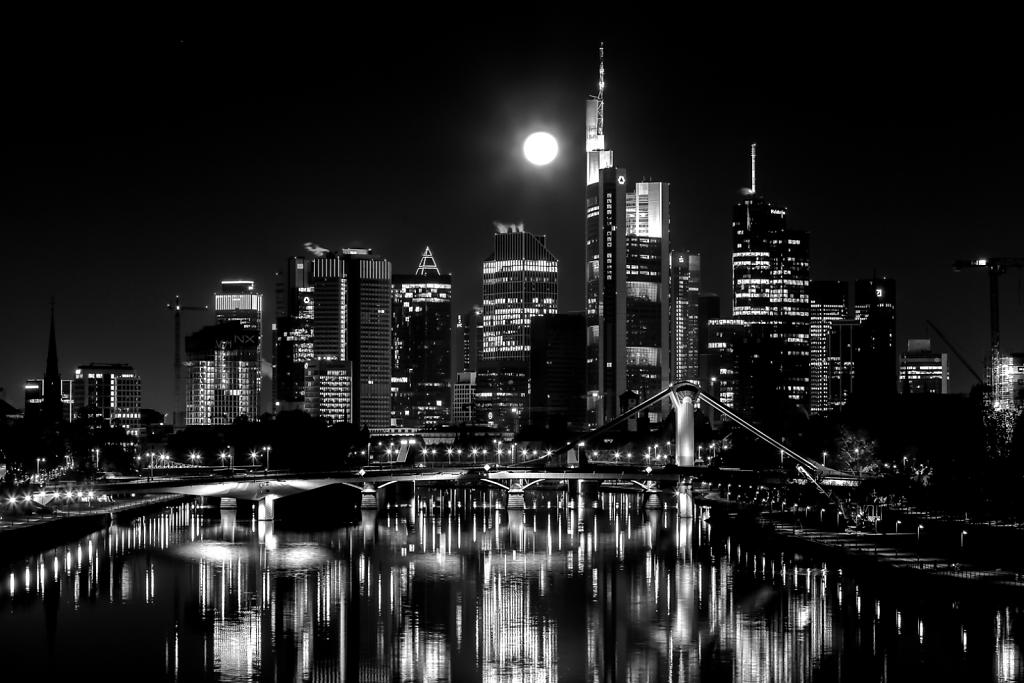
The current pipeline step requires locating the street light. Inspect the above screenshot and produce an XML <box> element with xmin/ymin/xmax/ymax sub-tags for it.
<box><xmin>36</xmin><ymin>457</ymin><xmax>45</xmax><ymax>482</ymax></box>
<box><xmin>961</xmin><ymin>530</ymin><xmax>967</xmax><ymax>549</ymax></box>
<box><xmin>263</xmin><ymin>445</ymin><xmax>271</xmax><ymax>473</ymax></box>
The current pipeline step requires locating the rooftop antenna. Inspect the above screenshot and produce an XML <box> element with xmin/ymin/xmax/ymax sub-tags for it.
<box><xmin>597</xmin><ymin>42</ymin><xmax>605</xmax><ymax>137</ymax></box>
<box><xmin>751</xmin><ymin>143</ymin><xmax>757</xmax><ymax>194</ymax></box>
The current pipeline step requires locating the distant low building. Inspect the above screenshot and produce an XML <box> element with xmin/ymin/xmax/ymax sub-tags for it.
<box><xmin>899</xmin><ymin>339</ymin><xmax>948</xmax><ymax>395</ymax></box>
<box><xmin>72</xmin><ymin>363</ymin><xmax>143</xmax><ymax>437</ymax></box>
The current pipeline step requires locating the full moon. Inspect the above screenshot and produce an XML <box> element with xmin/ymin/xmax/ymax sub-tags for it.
<box><xmin>523</xmin><ymin>131</ymin><xmax>558</xmax><ymax>166</ymax></box>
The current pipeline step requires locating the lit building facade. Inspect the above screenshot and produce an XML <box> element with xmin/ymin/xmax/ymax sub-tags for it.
<box><xmin>705</xmin><ymin>318</ymin><xmax>750</xmax><ymax>412</ymax></box>
<box><xmin>71</xmin><ymin>363</ymin><xmax>143</xmax><ymax>437</ymax></box>
<box><xmin>452</xmin><ymin>371</ymin><xmax>477</xmax><ymax>425</ymax></box>
<box><xmin>624</xmin><ymin>182</ymin><xmax>671</xmax><ymax>421</ymax></box>
<box><xmin>994</xmin><ymin>352</ymin><xmax>1024</xmax><ymax>412</ymax></box>
<box><xmin>304</xmin><ymin>359</ymin><xmax>353</xmax><ymax>425</ymax></box>
<box><xmin>309</xmin><ymin>248</ymin><xmax>392</xmax><ymax>431</ymax></box>
<box><xmin>478</xmin><ymin>224</ymin><xmax>558</xmax><ymax>431</ymax></box>
<box><xmin>731</xmin><ymin>145</ymin><xmax>810</xmax><ymax>413</ymax></box>
<box><xmin>899</xmin><ymin>339</ymin><xmax>948</xmax><ymax>395</ymax></box>
<box><xmin>809</xmin><ymin>280</ymin><xmax>850</xmax><ymax>414</ymax></box>
<box><xmin>391</xmin><ymin>247</ymin><xmax>452</xmax><ymax>429</ymax></box>
<box><xmin>670</xmin><ymin>251</ymin><xmax>701</xmax><ymax>384</ymax></box>
<box><xmin>185</xmin><ymin>321</ymin><xmax>261</xmax><ymax>425</ymax></box>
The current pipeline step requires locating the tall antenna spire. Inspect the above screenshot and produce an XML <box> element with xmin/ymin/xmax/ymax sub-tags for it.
<box><xmin>750</xmin><ymin>143</ymin><xmax>757</xmax><ymax>194</ymax></box>
<box><xmin>597</xmin><ymin>42</ymin><xmax>605</xmax><ymax>137</ymax></box>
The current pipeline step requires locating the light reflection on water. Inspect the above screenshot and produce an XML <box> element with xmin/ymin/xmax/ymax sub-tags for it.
<box><xmin>0</xmin><ymin>489</ymin><xmax>1022</xmax><ymax>681</ymax></box>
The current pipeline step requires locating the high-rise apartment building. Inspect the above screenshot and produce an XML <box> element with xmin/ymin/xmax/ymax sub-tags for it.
<box><xmin>731</xmin><ymin>145</ymin><xmax>810</xmax><ymax>414</ymax></box>
<box><xmin>899</xmin><ymin>339</ymin><xmax>949</xmax><ymax>395</ymax></box>
<box><xmin>810</xmin><ymin>281</ymin><xmax>850</xmax><ymax>414</ymax></box>
<box><xmin>671</xmin><ymin>252</ymin><xmax>701</xmax><ymax>384</ymax></box>
<box><xmin>391</xmin><ymin>247</ymin><xmax>452</xmax><ymax>428</ymax></box>
<box><xmin>477</xmin><ymin>223</ymin><xmax>558</xmax><ymax>431</ymax></box>
<box><xmin>71</xmin><ymin>363</ymin><xmax>143</xmax><ymax>437</ymax></box>
<box><xmin>185</xmin><ymin>321</ymin><xmax>261</xmax><ymax>425</ymax></box>
<box><xmin>309</xmin><ymin>248</ymin><xmax>392</xmax><ymax>431</ymax></box>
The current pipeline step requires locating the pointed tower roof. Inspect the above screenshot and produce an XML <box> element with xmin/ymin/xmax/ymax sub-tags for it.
<box><xmin>415</xmin><ymin>246</ymin><xmax>441</xmax><ymax>276</ymax></box>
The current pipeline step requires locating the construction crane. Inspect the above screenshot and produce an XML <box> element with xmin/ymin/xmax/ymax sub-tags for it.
<box><xmin>167</xmin><ymin>295</ymin><xmax>208</xmax><ymax>429</ymax></box>
<box><xmin>953</xmin><ymin>257</ymin><xmax>1024</xmax><ymax>392</ymax></box>
<box><xmin>925</xmin><ymin>319</ymin><xmax>985</xmax><ymax>388</ymax></box>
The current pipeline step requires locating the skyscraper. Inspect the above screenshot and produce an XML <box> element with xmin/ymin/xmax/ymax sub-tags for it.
<box><xmin>272</xmin><ymin>257</ymin><xmax>314</xmax><ymax>411</ymax></box>
<box><xmin>185</xmin><ymin>321</ymin><xmax>261</xmax><ymax>425</ymax></box>
<box><xmin>853</xmin><ymin>277</ymin><xmax>897</xmax><ymax>400</ymax></box>
<box><xmin>71</xmin><ymin>363</ymin><xmax>143</xmax><ymax>437</ymax></box>
<box><xmin>624</xmin><ymin>182</ymin><xmax>671</xmax><ymax>421</ymax></box>
<box><xmin>215</xmin><ymin>280</ymin><xmax>267</xmax><ymax>412</ymax></box>
<box><xmin>899</xmin><ymin>339</ymin><xmax>949</xmax><ymax>395</ymax></box>
<box><xmin>309</xmin><ymin>248</ymin><xmax>392</xmax><ymax>431</ymax></box>
<box><xmin>731</xmin><ymin>144</ymin><xmax>810</xmax><ymax>415</ymax></box>
<box><xmin>391</xmin><ymin>247</ymin><xmax>452</xmax><ymax>429</ymax></box>
<box><xmin>584</xmin><ymin>47</ymin><xmax>670</xmax><ymax>425</ymax></box>
<box><xmin>809</xmin><ymin>280</ymin><xmax>850</xmax><ymax>414</ymax></box>
<box><xmin>477</xmin><ymin>223</ymin><xmax>558</xmax><ymax>431</ymax></box>
<box><xmin>827</xmin><ymin>319</ymin><xmax>858</xmax><ymax>412</ymax></box>
<box><xmin>671</xmin><ymin>252</ymin><xmax>701</xmax><ymax>384</ymax></box>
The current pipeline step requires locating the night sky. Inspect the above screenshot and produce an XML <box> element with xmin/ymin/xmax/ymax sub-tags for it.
<box><xmin>3</xmin><ymin>21</ymin><xmax>1023</xmax><ymax>415</ymax></box>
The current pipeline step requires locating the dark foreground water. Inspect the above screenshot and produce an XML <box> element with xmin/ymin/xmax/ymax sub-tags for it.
<box><xmin>1</xmin><ymin>488</ymin><xmax>1022</xmax><ymax>681</ymax></box>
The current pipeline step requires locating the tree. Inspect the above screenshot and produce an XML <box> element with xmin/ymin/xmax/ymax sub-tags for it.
<box><xmin>832</xmin><ymin>427</ymin><xmax>881</xmax><ymax>476</ymax></box>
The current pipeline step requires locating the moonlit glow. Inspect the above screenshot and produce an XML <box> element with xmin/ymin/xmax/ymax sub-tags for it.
<box><xmin>523</xmin><ymin>132</ymin><xmax>558</xmax><ymax>166</ymax></box>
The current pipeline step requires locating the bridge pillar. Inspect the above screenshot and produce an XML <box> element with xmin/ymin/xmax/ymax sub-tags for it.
<box><xmin>506</xmin><ymin>485</ymin><xmax>526</xmax><ymax>511</ymax></box>
<box><xmin>258</xmin><ymin>495</ymin><xmax>277</xmax><ymax>521</ymax></box>
<box><xmin>645</xmin><ymin>491</ymin><xmax>663</xmax><ymax>509</ymax></box>
<box><xmin>361</xmin><ymin>484</ymin><xmax>379</xmax><ymax>509</ymax></box>
<box><xmin>220</xmin><ymin>497</ymin><xmax>237</xmax><ymax>510</ymax></box>
<box><xmin>669</xmin><ymin>388</ymin><xmax>697</xmax><ymax>467</ymax></box>
<box><xmin>676</xmin><ymin>481</ymin><xmax>694</xmax><ymax>518</ymax></box>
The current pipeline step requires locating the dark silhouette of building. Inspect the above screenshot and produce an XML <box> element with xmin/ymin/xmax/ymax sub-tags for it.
<box><xmin>853</xmin><ymin>277</ymin><xmax>897</xmax><ymax>401</ymax></box>
<box><xmin>272</xmin><ymin>256</ymin><xmax>314</xmax><ymax>411</ymax></box>
<box><xmin>899</xmin><ymin>339</ymin><xmax>948</xmax><ymax>395</ymax></box>
<box><xmin>42</xmin><ymin>303</ymin><xmax>62</xmax><ymax>426</ymax></box>
<box><xmin>529</xmin><ymin>313</ymin><xmax>586</xmax><ymax>430</ymax></box>
<box><xmin>455</xmin><ymin>304</ymin><xmax>483</xmax><ymax>375</ymax></box>
<box><xmin>391</xmin><ymin>247</ymin><xmax>452</xmax><ymax>428</ymax></box>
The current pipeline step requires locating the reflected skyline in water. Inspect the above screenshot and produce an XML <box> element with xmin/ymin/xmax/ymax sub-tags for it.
<box><xmin>1</xmin><ymin>488</ymin><xmax>1022</xmax><ymax>681</ymax></box>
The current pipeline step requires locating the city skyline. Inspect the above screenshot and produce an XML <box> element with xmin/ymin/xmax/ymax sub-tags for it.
<box><xmin>3</xmin><ymin>26</ymin><xmax>1023</xmax><ymax>414</ymax></box>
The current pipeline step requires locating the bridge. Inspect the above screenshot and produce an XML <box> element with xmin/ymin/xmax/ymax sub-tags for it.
<box><xmin>85</xmin><ymin>381</ymin><xmax>856</xmax><ymax>520</ymax></box>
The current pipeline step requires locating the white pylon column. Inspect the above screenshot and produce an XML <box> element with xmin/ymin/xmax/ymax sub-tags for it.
<box><xmin>669</xmin><ymin>388</ymin><xmax>697</xmax><ymax>467</ymax></box>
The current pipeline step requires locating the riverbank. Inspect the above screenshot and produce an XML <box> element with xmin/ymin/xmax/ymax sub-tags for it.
<box><xmin>0</xmin><ymin>494</ymin><xmax>187</xmax><ymax>561</ymax></box>
<box><xmin>703</xmin><ymin>496</ymin><xmax>1024</xmax><ymax>600</ymax></box>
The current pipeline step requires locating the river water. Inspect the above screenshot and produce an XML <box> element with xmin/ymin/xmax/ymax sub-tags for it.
<box><xmin>1</xmin><ymin>488</ymin><xmax>1022</xmax><ymax>681</ymax></box>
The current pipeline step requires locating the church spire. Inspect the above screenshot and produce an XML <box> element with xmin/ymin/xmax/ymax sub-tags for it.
<box><xmin>43</xmin><ymin>298</ymin><xmax>62</xmax><ymax>423</ymax></box>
